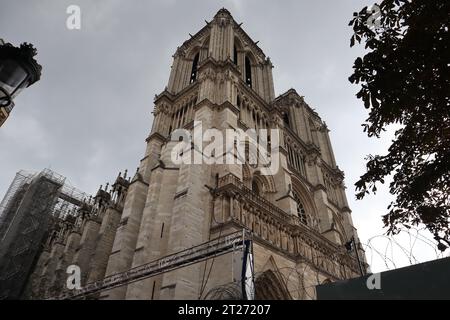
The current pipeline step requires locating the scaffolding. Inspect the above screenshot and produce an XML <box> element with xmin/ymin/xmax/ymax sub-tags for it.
<box><xmin>0</xmin><ymin>169</ymin><xmax>90</xmax><ymax>226</ymax></box>
<box><xmin>53</xmin><ymin>230</ymin><xmax>253</xmax><ymax>300</ymax></box>
<box><xmin>52</xmin><ymin>184</ymin><xmax>90</xmax><ymax>220</ymax></box>
<box><xmin>46</xmin><ymin>169</ymin><xmax>90</xmax><ymax>219</ymax></box>
<box><xmin>0</xmin><ymin>171</ymin><xmax>34</xmax><ymax>239</ymax></box>
<box><xmin>0</xmin><ymin>168</ymin><xmax>91</xmax><ymax>300</ymax></box>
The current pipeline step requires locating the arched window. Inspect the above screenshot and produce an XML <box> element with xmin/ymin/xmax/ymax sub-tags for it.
<box><xmin>233</xmin><ymin>45</ymin><xmax>238</xmax><ymax>65</ymax></box>
<box><xmin>245</xmin><ymin>56</ymin><xmax>252</xmax><ymax>88</ymax></box>
<box><xmin>283</xmin><ymin>112</ymin><xmax>290</xmax><ymax>128</ymax></box>
<box><xmin>190</xmin><ymin>52</ymin><xmax>200</xmax><ymax>83</ymax></box>
<box><xmin>293</xmin><ymin>191</ymin><xmax>307</xmax><ymax>225</ymax></box>
<box><xmin>252</xmin><ymin>179</ymin><xmax>260</xmax><ymax>196</ymax></box>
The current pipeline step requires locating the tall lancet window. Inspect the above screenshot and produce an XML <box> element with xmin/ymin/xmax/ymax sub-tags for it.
<box><xmin>252</xmin><ymin>179</ymin><xmax>260</xmax><ymax>196</ymax></box>
<box><xmin>190</xmin><ymin>52</ymin><xmax>200</xmax><ymax>83</ymax></box>
<box><xmin>283</xmin><ymin>112</ymin><xmax>290</xmax><ymax>128</ymax></box>
<box><xmin>293</xmin><ymin>191</ymin><xmax>308</xmax><ymax>225</ymax></box>
<box><xmin>233</xmin><ymin>45</ymin><xmax>238</xmax><ymax>65</ymax></box>
<box><xmin>245</xmin><ymin>56</ymin><xmax>252</xmax><ymax>88</ymax></box>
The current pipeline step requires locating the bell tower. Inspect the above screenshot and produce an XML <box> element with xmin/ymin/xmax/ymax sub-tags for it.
<box><xmin>100</xmin><ymin>8</ymin><xmax>366</xmax><ymax>300</ymax></box>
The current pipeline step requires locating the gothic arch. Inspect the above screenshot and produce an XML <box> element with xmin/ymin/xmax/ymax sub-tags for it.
<box><xmin>234</xmin><ymin>36</ymin><xmax>244</xmax><ymax>50</ymax></box>
<box><xmin>290</xmin><ymin>175</ymin><xmax>320</xmax><ymax>228</ymax></box>
<box><xmin>202</xmin><ymin>35</ymin><xmax>210</xmax><ymax>47</ymax></box>
<box><xmin>290</xmin><ymin>175</ymin><xmax>317</xmax><ymax>217</ymax></box>
<box><xmin>328</xmin><ymin>208</ymin><xmax>348</xmax><ymax>244</ymax></box>
<box><xmin>251</xmin><ymin>177</ymin><xmax>262</xmax><ymax>196</ymax></box>
<box><xmin>187</xmin><ymin>45</ymin><xmax>201</xmax><ymax>58</ymax></box>
<box><xmin>233</xmin><ymin>37</ymin><xmax>244</xmax><ymax>70</ymax></box>
<box><xmin>186</xmin><ymin>34</ymin><xmax>209</xmax><ymax>59</ymax></box>
<box><xmin>254</xmin><ymin>269</ymin><xmax>292</xmax><ymax>300</ymax></box>
<box><xmin>244</xmin><ymin>50</ymin><xmax>257</xmax><ymax>64</ymax></box>
<box><xmin>203</xmin><ymin>282</ymin><xmax>242</xmax><ymax>300</ymax></box>
<box><xmin>243</xmin><ymin>165</ymin><xmax>277</xmax><ymax>198</ymax></box>
<box><xmin>253</xmin><ymin>170</ymin><xmax>276</xmax><ymax>193</ymax></box>
<box><xmin>189</xmin><ymin>51</ymin><xmax>200</xmax><ymax>83</ymax></box>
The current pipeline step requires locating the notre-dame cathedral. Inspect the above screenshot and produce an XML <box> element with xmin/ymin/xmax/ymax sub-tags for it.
<box><xmin>23</xmin><ymin>8</ymin><xmax>366</xmax><ymax>300</ymax></box>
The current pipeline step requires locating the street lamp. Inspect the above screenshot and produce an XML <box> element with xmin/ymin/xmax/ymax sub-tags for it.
<box><xmin>0</xmin><ymin>41</ymin><xmax>42</xmax><ymax>127</ymax></box>
<box><xmin>345</xmin><ymin>236</ymin><xmax>365</xmax><ymax>276</ymax></box>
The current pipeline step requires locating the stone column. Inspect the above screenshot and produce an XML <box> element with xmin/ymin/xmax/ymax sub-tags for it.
<box><xmin>54</xmin><ymin>231</ymin><xmax>81</xmax><ymax>295</ymax></box>
<box><xmin>103</xmin><ymin>135</ymin><xmax>163</xmax><ymax>299</ymax></box>
<box><xmin>86</xmin><ymin>206</ymin><xmax>121</xmax><ymax>284</ymax></box>
<box><xmin>72</xmin><ymin>219</ymin><xmax>101</xmax><ymax>286</ymax></box>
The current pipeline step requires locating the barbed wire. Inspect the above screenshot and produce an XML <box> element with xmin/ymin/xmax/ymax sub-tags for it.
<box><xmin>203</xmin><ymin>226</ymin><xmax>448</xmax><ymax>300</ymax></box>
<box><xmin>360</xmin><ymin>226</ymin><xmax>446</xmax><ymax>272</ymax></box>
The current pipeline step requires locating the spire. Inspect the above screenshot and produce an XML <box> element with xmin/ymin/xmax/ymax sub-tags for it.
<box><xmin>213</xmin><ymin>7</ymin><xmax>233</xmax><ymax>27</ymax></box>
<box><xmin>215</xmin><ymin>7</ymin><xmax>232</xmax><ymax>17</ymax></box>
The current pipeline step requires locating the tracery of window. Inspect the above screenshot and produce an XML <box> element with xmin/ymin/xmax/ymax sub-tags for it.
<box><xmin>287</xmin><ymin>145</ymin><xmax>306</xmax><ymax>177</ymax></box>
<box><xmin>293</xmin><ymin>191</ymin><xmax>307</xmax><ymax>225</ymax></box>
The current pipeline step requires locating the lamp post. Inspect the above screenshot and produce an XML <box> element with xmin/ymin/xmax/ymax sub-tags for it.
<box><xmin>0</xmin><ymin>40</ymin><xmax>42</xmax><ymax>127</ymax></box>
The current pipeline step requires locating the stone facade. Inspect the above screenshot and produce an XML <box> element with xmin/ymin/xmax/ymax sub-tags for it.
<box><xmin>27</xmin><ymin>8</ymin><xmax>366</xmax><ymax>300</ymax></box>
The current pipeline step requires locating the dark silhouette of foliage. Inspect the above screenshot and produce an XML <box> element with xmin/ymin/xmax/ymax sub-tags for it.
<box><xmin>349</xmin><ymin>0</ymin><xmax>450</xmax><ymax>251</ymax></box>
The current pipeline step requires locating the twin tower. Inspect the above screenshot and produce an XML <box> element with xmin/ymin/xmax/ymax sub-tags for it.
<box><xmin>29</xmin><ymin>8</ymin><xmax>366</xmax><ymax>300</ymax></box>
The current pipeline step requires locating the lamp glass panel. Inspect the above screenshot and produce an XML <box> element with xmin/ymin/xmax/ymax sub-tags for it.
<box><xmin>0</xmin><ymin>59</ymin><xmax>28</xmax><ymax>91</ymax></box>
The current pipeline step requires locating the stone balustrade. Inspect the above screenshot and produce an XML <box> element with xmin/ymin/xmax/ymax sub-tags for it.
<box><xmin>216</xmin><ymin>173</ymin><xmax>362</xmax><ymax>279</ymax></box>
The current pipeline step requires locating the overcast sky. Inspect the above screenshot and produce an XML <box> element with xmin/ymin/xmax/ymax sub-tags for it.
<box><xmin>0</xmin><ymin>0</ymin><xmax>444</xmax><ymax>272</ymax></box>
